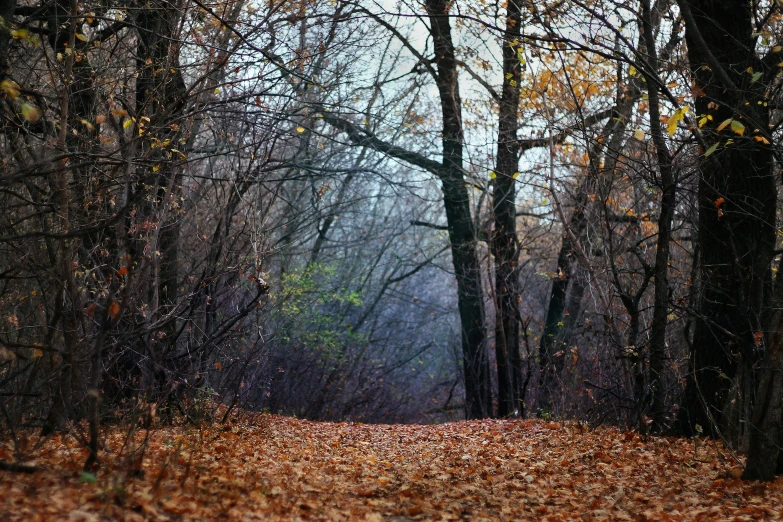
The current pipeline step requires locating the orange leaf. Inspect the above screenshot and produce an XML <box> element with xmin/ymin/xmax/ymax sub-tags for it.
<box><xmin>714</xmin><ymin>197</ymin><xmax>725</xmax><ymax>208</ymax></box>
<box><xmin>107</xmin><ymin>300</ymin><xmax>120</xmax><ymax>319</ymax></box>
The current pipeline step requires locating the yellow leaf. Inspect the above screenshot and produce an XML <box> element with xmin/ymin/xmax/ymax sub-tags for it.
<box><xmin>152</xmin><ymin>164</ymin><xmax>161</xmax><ymax>172</ymax></box>
<box><xmin>512</xmin><ymin>172</ymin><xmax>520</xmax><ymax>179</ymax></box>
<box><xmin>774</xmin><ymin>46</ymin><xmax>782</xmax><ymax>53</ymax></box>
<box><xmin>76</xmin><ymin>33</ymin><xmax>88</xmax><ymax>42</ymax></box>
<box><xmin>0</xmin><ymin>79</ymin><xmax>20</xmax><ymax>100</ymax></box>
<box><xmin>123</xmin><ymin>118</ymin><xmax>133</xmax><ymax>129</ymax></box>
<box><xmin>488</xmin><ymin>171</ymin><xmax>497</xmax><ymax>180</ymax></box>
<box><xmin>633</xmin><ymin>129</ymin><xmax>644</xmax><ymax>140</ymax></box>
<box><xmin>628</xmin><ymin>65</ymin><xmax>637</xmax><ymax>76</ymax></box>
<box><xmin>666</xmin><ymin>117</ymin><xmax>678</xmax><ymax>136</ymax></box>
<box><xmin>10</xmin><ymin>28</ymin><xmax>29</xmax><ymax>39</ymax></box>
<box><xmin>666</xmin><ymin>107</ymin><xmax>688</xmax><ymax>136</ymax></box>
<box><xmin>296</xmin><ymin>126</ymin><xmax>306</xmax><ymax>133</ymax></box>
<box><xmin>730</xmin><ymin>119</ymin><xmax>745</xmax><ymax>136</ymax></box>
<box><xmin>21</xmin><ymin>103</ymin><xmax>41</xmax><ymax>122</ymax></box>
<box><xmin>214</xmin><ymin>88</ymin><xmax>221</xmax><ymax>94</ymax></box>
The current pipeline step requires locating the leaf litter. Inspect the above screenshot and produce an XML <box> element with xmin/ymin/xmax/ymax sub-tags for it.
<box><xmin>2</xmin><ymin>413</ymin><xmax>783</xmax><ymax>521</ymax></box>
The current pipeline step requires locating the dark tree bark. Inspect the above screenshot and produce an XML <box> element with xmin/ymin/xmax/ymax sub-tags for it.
<box><xmin>744</xmin><ymin>273</ymin><xmax>783</xmax><ymax>480</ymax></box>
<box><xmin>41</xmin><ymin>0</ymin><xmax>98</xmax><ymax>435</ymax></box>
<box><xmin>641</xmin><ymin>0</ymin><xmax>677</xmax><ymax>432</ymax></box>
<box><xmin>491</xmin><ymin>0</ymin><xmax>523</xmax><ymax>418</ymax></box>
<box><xmin>0</xmin><ymin>0</ymin><xmax>15</xmax><ymax>79</ymax></box>
<box><xmin>133</xmin><ymin>0</ymin><xmax>188</xmax><ymax>396</ymax></box>
<box><xmin>537</xmin><ymin>92</ymin><xmax>639</xmax><ymax>413</ymax></box>
<box><xmin>674</xmin><ymin>0</ymin><xmax>775</xmax><ymax>438</ymax></box>
<box><xmin>425</xmin><ymin>0</ymin><xmax>491</xmax><ymax>419</ymax></box>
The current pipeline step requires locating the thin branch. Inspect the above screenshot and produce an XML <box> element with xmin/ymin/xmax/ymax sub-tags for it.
<box><xmin>320</xmin><ymin>110</ymin><xmax>443</xmax><ymax>176</ymax></box>
<box><xmin>410</xmin><ymin>220</ymin><xmax>448</xmax><ymax>230</ymax></box>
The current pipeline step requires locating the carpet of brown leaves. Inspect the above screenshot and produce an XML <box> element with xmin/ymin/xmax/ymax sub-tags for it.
<box><xmin>2</xmin><ymin>413</ymin><xmax>783</xmax><ymax>521</ymax></box>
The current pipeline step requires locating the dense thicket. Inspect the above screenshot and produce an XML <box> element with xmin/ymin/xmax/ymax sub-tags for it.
<box><xmin>0</xmin><ymin>0</ymin><xmax>781</xmax><ymax>479</ymax></box>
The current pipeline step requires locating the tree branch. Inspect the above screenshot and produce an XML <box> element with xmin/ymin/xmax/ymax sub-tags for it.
<box><xmin>410</xmin><ymin>220</ymin><xmax>449</xmax><ymax>230</ymax></box>
<box><xmin>320</xmin><ymin>110</ymin><xmax>443</xmax><ymax>176</ymax></box>
<box><xmin>0</xmin><ymin>461</ymin><xmax>41</xmax><ymax>473</ymax></box>
<box><xmin>456</xmin><ymin>60</ymin><xmax>500</xmax><ymax>101</ymax></box>
<box><xmin>519</xmin><ymin>107</ymin><xmax>614</xmax><ymax>151</ymax></box>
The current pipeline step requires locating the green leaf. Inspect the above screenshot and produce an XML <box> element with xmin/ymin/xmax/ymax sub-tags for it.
<box><xmin>730</xmin><ymin>120</ymin><xmax>745</xmax><ymax>136</ymax></box>
<box><xmin>21</xmin><ymin>103</ymin><xmax>41</xmax><ymax>122</ymax></box>
<box><xmin>751</xmin><ymin>71</ymin><xmax>762</xmax><ymax>83</ymax></box>
<box><xmin>703</xmin><ymin>142</ymin><xmax>720</xmax><ymax>157</ymax></box>
<box><xmin>10</xmin><ymin>28</ymin><xmax>29</xmax><ymax>39</ymax></box>
<box><xmin>78</xmin><ymin>471</ymin><xmax>98</xmax><ymax>484</ymax></box>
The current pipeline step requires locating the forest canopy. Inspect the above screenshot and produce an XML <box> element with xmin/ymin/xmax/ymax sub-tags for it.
<box><xmin>1</xmin><ymin>0</ymin><xmax>782</xmax><ymax>481</ymax></box>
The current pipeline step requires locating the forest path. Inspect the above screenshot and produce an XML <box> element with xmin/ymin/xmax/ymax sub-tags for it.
<box><xmin>2</xmin><ymin>413</ymin><xmax>782</xmax><ymax>520</ymax></box>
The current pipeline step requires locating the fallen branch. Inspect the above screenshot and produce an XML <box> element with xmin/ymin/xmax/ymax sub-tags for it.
<box><xmin>0</xmin><ymin>460</ymin><xmax>41</xmax><ymax>473</ymax></box>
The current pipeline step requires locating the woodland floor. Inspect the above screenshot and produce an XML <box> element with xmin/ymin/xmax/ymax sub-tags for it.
<box><xmin>1</xmin><ymin>412</ymin><xmax>783</xmax><ymax>521</ymax></box>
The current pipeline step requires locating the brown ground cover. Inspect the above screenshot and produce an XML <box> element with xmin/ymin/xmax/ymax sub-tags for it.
<box><xmin>2</xmin><ymin>413</ymin><xmax>782</xmax><ymax>521</ymax></box>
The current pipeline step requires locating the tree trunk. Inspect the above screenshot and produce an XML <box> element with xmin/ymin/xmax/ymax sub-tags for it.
<box><xmin>0</xmin><ymin>0</ymin><xmax>15</xmax><ymax>79</ymax></box>
<box><xmin>641</xmin><ymin>0</ymin><xmax>677</xmax><ymax>432</ymax></box>
<box><xmin>491</xmin><ymin>0</ymin><xmax>523</xmax><ymax>418</ymax></box>
<box><xmin>538</xmin><ymin>218</ymin><xmax>583</xmax><ymax>413</ymax></box>
<box><xmin>674</xmin><ymin>0</ymin><xmax>775</xmax><ymax>437</ymax></box>
<box><xmin>537</xmin><ymin>93</ymin><xmax>639</xmax><ymax>413</ymax></box>
<box><xmin>744</xmin><ymin>248</ymin><xmax>783</xmax><ymax>480</ymax></box>
<box><xmin>426</xmin><ymin>0</ymin><xmax>491</xmax><ymax>419</ymax></box>
<box><xmin>743</xmin><ymin>312</ymin><xmax>783</xmax><ymax>480</ymax></box>
<box><xmin>134</xmin><ymin>1</ymin><xmax>188</xmax><ymax>397</ymax></box>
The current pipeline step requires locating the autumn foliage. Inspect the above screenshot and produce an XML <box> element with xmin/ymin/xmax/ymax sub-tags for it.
<box><xmin>2</xmin><ymin>412</ymin><xmax>782</xmax><ymax>520</ymax></box>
